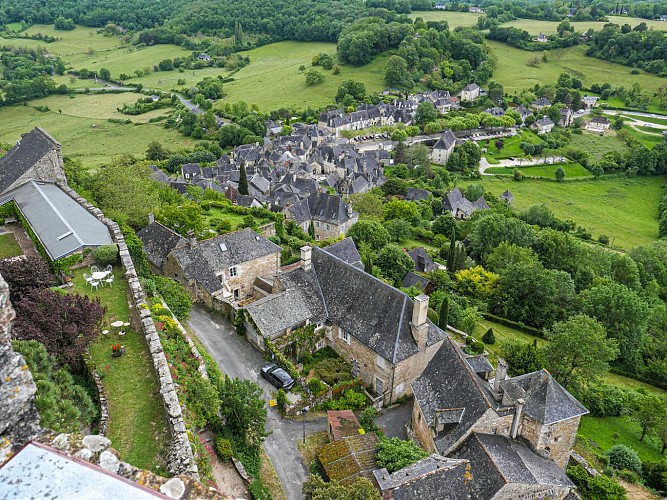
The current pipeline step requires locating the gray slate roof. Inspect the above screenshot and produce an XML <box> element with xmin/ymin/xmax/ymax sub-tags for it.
<box><xmin>451</xmin><ymin>433</ymin><xmax>574</xmax><ymax>498</ymax></box>
<box><xmin>0</xmin><ymin>128</ymin><xmax>60</xmax><ymax>195</ymax></box>
<box><xmin>401</xmin><ymin>271</ymin><xmax>431</xmax><ymax>291</ymax></box>
<box><xmin>137</xmin><ymin>221</ymin><xmax>186</xmax><ymax>269</ymax></box>
<box><xmin>322</xmin><ymin>238</ymin><xmax>363</xmax><ymax>269</ymax></box>
<box><xmin>465</xmin><ymin>355</ymin><xmax>494</xmax><ymax>375</ymax></box>
<box><xmin>0</xmin><ymin>181</ymin><xmax>113</xmax><ymax>260</ymax></box>
<box><xmin>411</xmin><ymin>338</ymin><xmax>496</xmax><ymax>454</ymax></box>
<box><xmin>307</xmin><ymin>192</ymin><xmax>355</xmax><ymax>225</ymax></box>
<box><xmin>312</xmin><ymin>247</ymin><xmax>446</xmax><ymax>363</ymax></box>
<box><xmin>500</xmin><ymin>369</ymin><xmax>588</xmax><ymax>424</ymax></box>
<box><xmin>433</xmin><ymin>130</ymin><xmax>456</xmax><ymax>151</ymax></box>
<box><xmin>245</xmin><ymin>288</ymin><xmax>313</xmax><ymax>337</ymax></box>
<box><xmin>408</xmin><ymin>247</ymin><xmax>438</xmax><ymax>273</ymax></box>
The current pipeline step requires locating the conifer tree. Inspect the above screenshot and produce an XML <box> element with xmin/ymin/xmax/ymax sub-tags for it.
<box><xmin>239</xmin><ymin>164</ymin><xmax>249</xmax><ymax>195</ymax></box>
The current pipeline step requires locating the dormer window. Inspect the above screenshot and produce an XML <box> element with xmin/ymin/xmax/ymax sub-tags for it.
<box><xmin>229</xmin><ymin>266</ymin><xmax>238</xmax><ymax>277</ymax></box>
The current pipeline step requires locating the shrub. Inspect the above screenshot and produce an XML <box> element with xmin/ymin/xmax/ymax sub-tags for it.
<box><xmin>151</xmin><ymin>303</ymin><xmax>168</xmax><ymax>316</ymax></box>
<box><xmin>643</xmin><ymin>460</ymin><xmax>667</xmax><ymax>493</ymax></box>
<box><xmin>580</xmin><ymin>384</ymin><xmax>629</xmax><ymax>417</ymax></box>
<box><xmin>215</xmin><ymin>437</ymin><xmax>233</xmax><ymax>461</ymax></box>
<box><xmin>248</xmin><ymin>479</ymin><xmax>272</xmax><ymax>500</ymax></box>
<box><xmin>360</xmin><ymin>407</ymin><xmax>380</xmax><ymax>433</ymax></box>
<box><xmin>482</xmin><ymin>327</ymin><xmax>496</xmax><ymax>344</ymax></box>
<box><xmin>326</xmin><ymin>389</ymin><xmax>367</xmax><ymax>410</ymax></box>
<box><xmin>465</xmin><ymin>340</ymin><xmax>485</xmax><ymax>355</ymax></box>
<box><xmin>567</xmin><ymin>465</ymin><xmax>627</xmax><ymax>500</ymax></box>
<box><xmin>277</xmin><ymin>388</ymin><xmax>289</xmax><ymax>407</ymax></box>
<box><xmin>92</xmin><ymin>244</ymin><xmax>118</xmax><ymax>266</ymax></box>
<box><xmin>598</xmin><ymin>234</ymin><xmax>610</xmax><ymax>245</ymax></box>
<box><xmin>313</xmin><ymin>358</ymin><xmax>352</xmax><ymax>386</ymax></box>
<box><xmin>307</xmin><ymin>378</ymin><xmax>327</xmax><ymax>396</ymax></box>
<box><xmin>153</xmin><ymin>275</ymin><xmax>193</xmax><ymax>321</ymax></box>
<box><xmin>376</xmin><ymin>437</ymin><xmax>429</xmax><ymax>474</ymax></box>
<box><xmin>605</xmin><ymin>445</ymin><xmax>642</xmax><ymax>475</ymax></box>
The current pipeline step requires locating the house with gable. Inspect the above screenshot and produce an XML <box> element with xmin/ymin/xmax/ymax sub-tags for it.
<box><xmin>243</xmin><ymin>246</ymin><xmax>448</xmax><ymax>405</ymax></box>
<box><xmin>460</xmin><ymin>83</ymin><xmax>481</xmax><ymax>102</ymax></box>
<box><xmin>586</xmin><ymin>116</ymin><xmax>611</xmax><ymax>132</ymax></box>
<box><xmin>136</xmin><ymin>215</ymin><xmax>186</xmax><ymax>274</ymax></box>
<box><xmin>533</xmin><ymin>116</ymin><xmax>555</xmax><ymax>135</ymax></box>
<box><xmin>430</xmin><ymin>130</ymin><xmax>457</xmax><ymax>166</ymax></box>
<box><xmin>531</xmin><ymin>97</ymin><xmax>551</xmax><ymax>111</ymax></box>
<box><xmin>443</xmin><ymin>188</ymin><xmax>489</xmax><ymax>220</ymax></box>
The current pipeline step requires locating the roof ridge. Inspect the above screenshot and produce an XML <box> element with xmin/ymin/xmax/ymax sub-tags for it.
<box><xmin>31</xmin><ymin>181</ymin><xmax>83</xmax><ymax>247</ymax></box>
<box><xmin>148</xmin><ymin>220</ymin><xmax>186</xmax><ymax>241</ymax></box>
<box><xmin>392</xmin><ymin>295</ymin><xmax>408</xmax><ymax>364</ymax></box>
<box><xmin>473</xmin><ymin>433</ymin><xmax>511</xmax><ymax>484</ymax></box>
<box><xmin>448</xmin><ymin>337</ymin><xmax>496</xmax><ymax>409</ymax></box>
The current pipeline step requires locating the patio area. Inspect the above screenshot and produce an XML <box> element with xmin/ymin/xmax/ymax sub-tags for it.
<box><xmin>69</xmin><ymin>268</ymin><xmax>169</xmax><ymax>473</ymax></box>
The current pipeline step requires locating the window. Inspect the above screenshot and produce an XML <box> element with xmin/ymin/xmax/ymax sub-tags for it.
<box><xmin>233</xmin><ymin>289</ymin><xmax>240</xmax><ymax>300</ymax></box>
<box><xmin>229</xmin><ymin>266</ymin><xmax>238</xmax><ymax>277</ymax></box>
<box><xmin>376</xmin><ymin>354</ymin><xmax>385</xmax><ymax>369</ymax></box>
<box><xmin>316</xmin><ymin>340</ymin><xmax>325</xmax><ymax>350</ymax></box>
<box><xmin>339</xmin><ymin>330</ymin><xmax>350</xmax><ymax>344</ymax></box>
<box><xmin>315</xmin><ymin>221</ymin><xmax>320</xmax><ymax>228</ymax></box>
<box><xmin>326</xmin><ymin>224</ymin><xmax>331</xmax><ymax>231</ymax></box>
<box><xmin>375</xmin><ymin>377</ymin><xmax>384</xmax><ymax>395</ymax></box>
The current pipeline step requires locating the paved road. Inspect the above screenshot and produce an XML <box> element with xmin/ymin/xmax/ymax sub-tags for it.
<box><xmin>188</xmin><ymin>306</ymin><xmax>323</xmax><ymax>500</ymax></box>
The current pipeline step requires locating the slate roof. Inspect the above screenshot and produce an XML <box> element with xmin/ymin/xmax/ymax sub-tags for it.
<box><xmin>322</xmin><ymin>238</ymin><xmax>363</xmax><ymax>269</ymax></box>
<box><xmin>451</xmin><ymin>433</ymin><xmax>574</xmax><ymax>498</ymax></box>
<box><xmin>170</xmin><ymin>228</ymin><xmax>281</xmax><ymax>294</ymax></box>
<box><xmin>286</xmin><ymin>198</ymin><xmax>311</xmax><ymax>225</ymax></box>
<box><xmin>137</xmin><ymin>221</ymin><xmax>186</xmax><ymax>269</ymax></box>
<box><xmin>317</xmin><ymin>433</ymin><xmax>379</xmax><ymax>486</ymax></box>
<box><xmin>0</xmin><ymin>128</ymin><xmax>60</xmax><ymax>195</ymax></box>
<box><xmin>433</xmin><ymin>130</ymin><xmax>457</xmax><ymax>151</ymax></box>
<box><xmin>535</xmin><ymin>117</ymin><xmax>554</xmax><ymax>127</ymax></box>
<box><xmin>411</xmin><ymin>338</ymin><xmax>497</xmax><ymax>454</ymax></box>
<box><xmin>149</xmin><ymin>165</ymin><xmax>170</xmax><ymax>184</ymax></box>
<box><xmin>0</xmin><ymin>181</ymin><xmax>113</xmax><ymax>260</ymax></box>
<box><xmin>590</xmin><ymin>116</ymin><xmax>610</xmax><ymax>125</ymax></box>
<box><xmin>307</xmin><ymin>192</ymin><xmax>355</xmax><ymax>225</ymax></box>
<box><xmin>462</xmin><ymin>83</ymin><xmax>480</xmax><ymax>92</ymax></box>
<box><xmin>500</xmin><ymin>369</ymin><xmax>588</xmax><ymax>424</ymax></box>
<box><xmin>408</xmin><ymin>247</ymin><xmax>438</xmax><ymax>273</ymax></box>
<box><xmin>373</xmin><ymin>454</ymin><xmax>470</xmax><ymax>500</ymax></box>
<box><xmin>406</xmin><ymin>187</ymin><xmax>430</xmax><ymax>201</ymax></box>
<box><xmin>245</xmin><ymin>288</ymin><xmax>313</xmax><ymax>337</ymax></box>
<box><xmin>401</xmin><ymin>271</ymin><xmax>431</xmax><ymax>291</ymax></box>
<box><xmin>277</xmin><ymin>266</ymin><xmax>327</xmax><ymax>322</ymax></box>
<box><xmin>465</xmin><ymin>355</ymin><xmax>494</xmax><ymax>375</ymax></box>
<box><xmin>312</xmin><ymin>247</ymin><xmax>446</xmax><ymax>363</ymax></box>
<box><xmin>500</xmin><ymin>189</ymin><xmax>514</xmax><ymax>204</ymax></box>
<box><xmin>532</xmin><ymin>97</ymin><xmax>551</xmax><ymax>107</ymax></box>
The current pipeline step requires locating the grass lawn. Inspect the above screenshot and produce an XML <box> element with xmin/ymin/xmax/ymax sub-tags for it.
<box><xmin>69</xmin><ymin>268</ymin><xmax>169</xmax><ymax>472</ymax></box>
<box><xmin>408</xmin><ymin>10</ymin><xmax>482</xmax><ymax>27</ymax></box>
<box><xmin>566</xmin><ymin>131</ymin><xmax>631</xmax><ymax>161</ymax></box>
<box><xmin>500</xmin><ymin>17</ymin><xmax>667</xmax><ymax>35</ymax></box>
<box><xmin>203</xmin><ymin>207</ymin><xmax>271</xmax><ymax>231</ymax></box>
<box><xmin>0</xmin><ymin>94</ymin><xmax>194</xmax><ymax>166</ymax></box>
<box><xmin>458</xmin><ymin>175</ymin><xmax>664</xmax><ymax>249</ymax></box>
<box><xmin>487</xmin><ymin>41</ymin><xmax>666</xmax><ymax>95</ymax></box>
<box><xmin>623</xmin><ymin>125</ymin><xmax>666</xmax><ymax>147</ymax></box>
<box><xmin>486</xmin><ymin>162</ymin><xmax>592</xmax><ymax>178</ymax></box>
<box><xmin>0</xmin><ymin>232</ymin><xmax>23</xmax><ymax>259</ymax></box>
<box><xmin>480</xmin><ymin>129</ymin><xmax>544</xmax><ymax>159</ymax></box>
<box><xmin>578</xmin><ymin>416</ymin><xmax>665</xmax><ymax>464</ymax></box>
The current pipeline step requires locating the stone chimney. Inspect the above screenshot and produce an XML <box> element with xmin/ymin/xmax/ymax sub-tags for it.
<box><xmin>187</xmin><ymin>231</ymin><xmax>197</xmax><ymax>248</ymax></box>
<box><xmin>411</xmin><ymin>294</ymin><xmax>429</xmax><ymax>351</ymax></box>
<box><xmin>511</xmin><ymin>398</ymin><xmax>525</xmax><ymax>439</ymax></box>
<box><xmin>494</xmin><ymin>358</ymin><xmax>508</xmax><ymax>399</ymax></box>
<box><xmin>300</xmin><ymin>245</ymin><xmax>312</xmax><ymax>271</ymax></box>
<box><xmin>148</xmin><ymin>213</ymin><xmax>155</xmax><ymax>225</ymax></box>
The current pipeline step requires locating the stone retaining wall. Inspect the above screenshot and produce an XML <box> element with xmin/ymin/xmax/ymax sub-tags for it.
<box><xmin>82</xmin><ymin>352</ymin><xmax>109</xmax><ymax>436</ymax></box>
<box><xmin>58</xmin><ymin>184</ymin><xmax>199</xmax><ymax>479</ymax></box>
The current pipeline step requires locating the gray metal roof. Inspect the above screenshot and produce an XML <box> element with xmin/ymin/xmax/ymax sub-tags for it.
<box><xmin>0</xmin><ymin>442</ymin><xmax>164</xmax><ymax>499</ymax></box>
<box><xmin>0</xmin><ymin>181</ymin><xmax>113</xmax><ymax>260</ymax></box>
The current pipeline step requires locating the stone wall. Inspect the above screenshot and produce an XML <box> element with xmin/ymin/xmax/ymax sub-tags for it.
<box><xmin>411</xmin><ymin>399</ymin><xmax>437</xmax><ymax>454</ymax></box>
<box><xmin>392</xmin><ymin>337</ymin><xmax>445</xmax><ymax>403</ymax></box>
<box><xmin>82</xmin><ymin>352</ymin><xmax>109</xmax><ymax>436</ymax></box>
<box><xmin>58</xmin><ymin>184</ymin><xmax>199</xmax><ymax>479</ymax></box>
<box><xmin>520</xmin><ymin>415</ymin><xmax>581</xmax><ymax>469</ymax></box>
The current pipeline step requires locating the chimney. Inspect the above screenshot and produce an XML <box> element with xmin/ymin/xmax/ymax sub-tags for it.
<box><xmin>411</xmin><ymin>294</ymin><xmax>429</xmax><ymax>350</ymax></box>
<box><xmin>148</xmin><ymin>213</ymin><xmax>155</xmax><ymax>225</ymax></box>
<box><xmin>511</xmin><ymin>398</ymin><xmax>525</xmax><ymax>439</ymax></box>
<box><xmin>187</xmin><ymin>230</ymin><xmax>197</xmax><ymax>248</ymax></box>
<box><xmin>494</xmin><ymin>358</ymin><xmax>508</xmax><ymax>399</ymax></box>
<box><xmin>300</xmin><ymin>245</ymin><xmax>312</xmax><ymax>271</ymax></box>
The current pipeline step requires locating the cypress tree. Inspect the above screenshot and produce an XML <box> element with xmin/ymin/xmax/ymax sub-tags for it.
<box><xmin>239</xmin><ymin>164</ymin><xmax>249</xmax><ymax>195</ymax></box>
<box><xmin>308</xmin><ymin>220</ymin><xmax>316</xmax><ymax>239</ymax></box>
<box><xmin>438</xmin><ymin>295</ymin><xmax>450</xmax><ymax>331</ymax></box>
<box><xmin>447</xmin><ymin>226</ymin><xmax>457</xmax><ymax>273</ymax></box>
<box><xmin>363</xmin><ymin>252</ymin><xmax>373</xmax><ymax>276</ymax></box>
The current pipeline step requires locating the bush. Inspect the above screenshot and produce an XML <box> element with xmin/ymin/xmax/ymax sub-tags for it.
<box><xmin>307</xmin><ymin>378</ymin><xmax>327</xmax><ymax>396</ymax></box>
<box><xmin>277</xmin><ymin>388</ymin><xmax>289</xmax><ymax>407</ymax></box>
<box><xmin>326</xmin><ymin>389</ymin><xmax>367</xmax><ymax>410</ymax></box>
<box><xmin>567</xmin><ymin>465</ymin><xmax>627</xmax><ymax>500</ymax></box>
<box><xmin>605</xmin><ymin>445</ymin><xmax>642</xmax><ymax>475</ymax></box>
<box><xmin>643</xmin><ymin>460</ymin><xmax>667</xmax><ymax>493</ymax></box>
<box><xmin>313</xmin><ymin>358</ymin><xmax>352</xmax><ymax>386</ymax></box>
<box><xmin>248</xmin><ymin>479</ymin><xmax>271</xmax><ymax>500</ymax></box>
<box><xmin>376</xmin><ymin>437</ymin><xmax>429</xmax><ymax>474</ymax></box>
<box><xmin>153</xmin><ymin>275</ymin><xmax>193</xmax><ymax>321</ymax></box>
<box><xmin>215</xmin><ymin>437</ymin><xmax>233</xmax><ymax>461</ymax></box>
<box><xmin>360</xmin><ymin>407</ymin><xmax>380</xmax><ymax>433</ymax></box>
<box><xmin>482</xmin><ymin>328</ymin><xmax>496</xmax><ymax>344</ymax></box>
<box><xmin>92</xmin><ymin>244</ymin><xmax>118</xmax><ymax>266</ymax></box>
<box><xmin>464</xmin><ymin>340</ymin><xmax>485</xmax><ymax>355</ymax></box>
<box><xmin>598</xmin><ymin>234</ymin><xmax>610</xmax><ymax>245</ymax></box>
<box><xmin>580</xmin><ymin>384</ymin><xmax>629</xmax><ymax>417</ymax></box>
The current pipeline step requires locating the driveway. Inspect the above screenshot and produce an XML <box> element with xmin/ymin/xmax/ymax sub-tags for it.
<box><xmin>188</xmin><ymin>306</ymin><xmax>324</xmax><ymax>500</ymax></box>
<box><xmin>376</xmin><ymin>400</ymin><xmax>413</xmax><ymax>440</ymax></box>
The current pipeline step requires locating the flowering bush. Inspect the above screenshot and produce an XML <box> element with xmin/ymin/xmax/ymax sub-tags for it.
<box><xmin>111</xmin><ymin>344</ymin><xmax>122</xmax><ymax>352</ymax></box>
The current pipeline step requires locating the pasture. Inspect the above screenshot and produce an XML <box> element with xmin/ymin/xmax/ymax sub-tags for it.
<box><xmin>487</xmin><ymin>41</ymin><xmax>666</xmax><ymax>94</ymax></box>
<box><xmin>458</xmin><ymin>175</ymin><xmax>664</xmax><ymax>249</ymax></box>
<box><xmin>0</xmin><ymin>94</ymin><xmax>193</xmax><ymax>165</ymax></box>
<box><xmin>485</xmin><ymin>162</ymin><xmax>592</xmax><ymax>178</ymax></box>
<box><xmin>567</xmin><ymin>131</ymin><xmax>631</xmax><ymax>161</ymax></box>
<box><xmin>409</xmin><ymin>10</ymin><xmax>482</xmax><ymax>27</ymax></box>
<box><xmin>500</xmin><ymin>16</ymin><xmax>667</xmax><ymax>35</ymax></box>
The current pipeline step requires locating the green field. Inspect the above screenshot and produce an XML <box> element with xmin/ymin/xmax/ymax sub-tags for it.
<box><xmin>487</xmin><ymin>41</ymin><xmax>666</xmax><ymax>94</ymax></box>
<box><xmin>500</xmin><ymin>16</ymin><xmax>667</xmax><ymax>35</ymax></box>
<box><xmin>459</xmin><ymin>176</ymin><xmax>664</xmax><ymax>249</ymax></box>
<box><xmin>567</xmin><ymin>131</ymin><xmax>631</xmax><ymax>161</ymax></box>
<box><xmin>481</xmin><ymin>129</ymin><xmax>545</xmax><ymax>159</ymax></box>
<box><xmin>0</xmin><ymin>94</ymin><xmax>193</xmax><ymax>166</ymax></box>
<box><xmin>623</xmin><ymin>124</ymin><xmax>666</xmax><ymax>147</ymax></box>
<box><xmin>0</xmin><ymin>232</ymin><xmax>23</xmax><ymax>259</ymax></box>
<box><xmin>578</xmin><ymin>416</ymin><xmax>664</xmax><ymax>463</ymax></box>
<box><xmin>409</xmin><ymin>10</ymin><xmax>482</xmax><ymax>27</ymax></box>
<box><xmin>486</xmin><ymin>162</ymin><xmax>592</xmax><ymax>178</ymax></box>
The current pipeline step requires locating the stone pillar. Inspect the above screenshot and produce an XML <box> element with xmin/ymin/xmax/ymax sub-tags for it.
<box><xmin>301</xmin><ymin>245</ymin><xmax>312</xmax><ymax>271</ymax></box>
<box><xmin>494</xmin><ymin>358</ymin><xmax>508</xmax><ymax>399</ymax></box>
<box><xmin>511</xmin><ymin>398</ymin><xmax>525</xmax><ymax>439</ymax></box>
<box><xmin>411</xmin><ymin>295</ymin><xmax>429</xmax><ymax>351</ymax></box>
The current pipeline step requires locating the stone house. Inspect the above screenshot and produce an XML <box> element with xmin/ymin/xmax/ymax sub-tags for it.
<box><xmin>430</xmin><ymin>130</ymin><xmax>457</xmax><ymax>166</ymax></box>
<box><xmin>137</xmin><ymin>217</ymin><xmax>187</xmax><ymax>274</ymax></box>
<box><xmin>158</xmin><ymin>228</ymin><xmax>281</xmax><ymax>304</ymax></box>
<box><xmin>533</xmin><ymin>116</ymin><xmax>554</xmax><ymax>135</ymax></box>
<box><xmin>559</xmin><ymin>108</ymin><xmax>574</xmax><ymax>128</ymax></box>
<box><xmin>460</xmin><ymin>83</ymin><xmax>481</xmax><ymax>102</ymax></box>
<box><xmin>284</xmin><ymin>192</ymin><xmax>358</xmax><ymax>241</ymax></box>
<box><xmin>531</xmin><ymin>97</ymin><xmax>551</xmax><ymax>111</ymax></box>
<box><xmin>586</xmin><ymin>116</ymin><xmax>610</xmax><ymax>132</ymax></box>
<box><xmin>582</xmin><ymin>96</ymin><xmax>599</xmax><ymax>108</ymax></box>
<box><xmin>243</xmin><ymin>246</ymin><xmax>448</xmax><ymax>405</ymax></box>
<box><xmin>443</xmin><ymin>187</ymin><xmax>489</xmax><ymax>220</ymax></box>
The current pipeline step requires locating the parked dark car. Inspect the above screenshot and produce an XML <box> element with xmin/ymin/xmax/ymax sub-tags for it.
<box><xmin>261</xmin><ymin>363</ymin><xmax>295</xmax><ymax>390</ymax></box>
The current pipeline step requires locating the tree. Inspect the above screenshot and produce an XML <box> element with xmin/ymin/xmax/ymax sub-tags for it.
<box><xmin>12</xmin><ymin>289</ymin><xmax>106</xmax><ymax>372</ymax></box>
<box><xmin>99</xmin><ymin>68</ymin><xmax>111</xmax><ymax>81</ymax></box>
<box><xmin>541</xmin><ymin>314</ymin><xmax>619</xmax><ymax>389</ymax></box>
<box><xmin>375</xmin><ymin>245</ymin><xmax>415</xmax><ymax>284</ymax></box>
<box><xmin>336</xmin><ymin>80</ymin><xmax>366</xmax><ymax>103</ymax></box>
<box><xmin>385</xmin><ymin>219</ymin><xmax>411</xmax><ymax>242</ymax></box>
<box><xmin>468</xmin><ymin>213</ymin><xmax>536</xmax><ymax>263</ymax></box>
<box><xmin>438</xmin><ymin>295</ymin><xmax>450</xmax><ymax>331</ymax></box>
<box><xmin>415</xmin><ymin>101</ymin><xmax>439</xmax><ymax>126</ymax></box>
<box><xmin>566</xmin><ymin>465</ymin><xmax>627</xmax><ymax>500</ymax></box>
<box><xmin>454</xmin><ymin>266</ymin><xmax>499</xmax><ymax>300</ymax></box>
<box><xmin>554</xmin><ymin>166</ymin><xmax>566</xmax><ymax>181</ymax></box>
<box><xmin>217</xmin><ymin>377</ymin><xmax>268</xmax><ymax>446</ymax></box>
<box><xmin>383</xmin><ymin>199</ymin><xmax>419</xmax><ymax>222</ymax></box>
<box><xmin>349</xmin><ymin>192</ymin><xmax>384</xmax><ymax>218</ymax></box>
<box><xmin>156</xmin><ymin>202</ymin><xmax>204</xmax><ymax>237</ymax></box>
<box><xmin>380</xmin><ymin>178</ymin><xmax>408</xmax><ymax>197</ymax></box>
<box><xmin>0</xmin><ymin>256</ymin><xmax>55</xmax><ymax>304</ymax></box>
<box><xmin>482</xmin><ymin>328</ymin><xmax>495</xmax><ymax>345</ymax></box>
<box><xmin>432</xmin><ymin>213</ymin><xmax>456</xmax><ymax>237</ymax></box>
<box><xmin>145</xmin><ymin>141</ymin><xmax>170</xmax><ymax>161</ymax></box>
<box><xmin>348</xmin><ymin>220</ymin><xmax>390</xmax><ymax>252</ymax></box>
<box><xmin>385</xmin><ymin>55</ymin><xmax>409</xmax><ymax>88</ymax></box>
<box><xmin>629</xmin><ymin>392</ymin><xmax>667</xmax><ymax>442</ymax></box>
<box><xmin>239</xmin><ymin>164</ymin><xmax>249</xmax><ymax>195</ymax></box>
<box><xmin>605</xmin><ymin>445</ymin><xmax>643</xmax><ymax>475</ymax></box>
<box><xmin>393</xmin><ymin>141</ymin><xmax>408</xmax><ymax>164</ymax></box>
<box><xmin>503</xmin><ymin>340</ymin><xmax>542</xmax><ymax>376</ymax></box>
<box><xmin>376</xmin><ymin>437</ymin><xmax>429</xmax><ymax>473</ymax></box>
<box><xmin>308</xmin><ymin>220</ymin><xmax>315</xmax><ymax>239</ymax></box>
<box><xmin>305</xmin><ymin>69</ymin><xmax>325</xmax><ymax>86</ymax></box>
<box><xmin>303</xmin><ymin>475</ymin><xmax>380</xmax><ymax>500</ymax></box>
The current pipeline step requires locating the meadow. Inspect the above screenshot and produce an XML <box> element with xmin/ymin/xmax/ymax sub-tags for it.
<box><xmin>500</xmin><ymin>16</ymin><xmax>667</xmax><ymax>35</ymax></box>
<box><xmin>458</xmin><ymin>175</ymin><xmax>664</xmax><ymax>249</ymax></box>
<box><xmin>408</xmin><ymin>10</ymin><xmax>482</xmax><ymax>26</ymax></box>
<box><xmin>567</xmin><ymin>131</ymin><xmax>631</xmax><ymax>161</ymax></box>
<box><xmin>480</xmin><ymin>129</ymin><xmax>544</xmax><ymax>160</ymax></box>
<box><xmin>0</xmin><ymin>94</ymin><xmax>194</xmax><ymax>165</ymax></box>
<box><xmin>485</xmin><ymin>162</ymin><xmax>592</xmax><ymax>178</ymax></box>
<box><xmin>486</xmin><ymin>41</ymin><xmax>666</xmax><ymax>94</ymax></box>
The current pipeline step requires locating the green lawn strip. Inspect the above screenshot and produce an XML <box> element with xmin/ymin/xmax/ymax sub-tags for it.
<box><xmin>485</xmin><ymin>162</ymin><xmax>592</xmax><ymax>178</ymax></box>
<box><xmin>498</xmin><ymin>16</ymin><xmax>667</xmax><ymax>35</ymax></box>
<box><xmin>623</xmin><ymin>125</ymin><xmax>665</xmax><ymax>147</ymax></box>
<box><xmin>202</xmin><ymin>206</ymin><xmax>271</xmax><ymax>231</ymax></box>
<box><xmin>69</xmin><ymin>268</ymin><xmax>169</xmax><ymax>472</ymax></box>
<box><xmin>458</xmin><ymin>176</ymin><xmax>663</xmax><ymax>249</ymax></box>
<box><xmin>408</xmin><ymin>10</ymin><xmax>482</xmax><ymax>27</ymax></box>
<box><xmin>0</xmin><ymin>232</ymin><xmax>24</xmax><ymax>259</ymax></box>
<box><xmin>402</xmin><ymin>238</ymin><xmax>440</xmax><ymax>252</ymax></box>
<box><xmin>578</xmin><ymin>416</ymin><xmax>664</xmax><ymax>464</ymax></box>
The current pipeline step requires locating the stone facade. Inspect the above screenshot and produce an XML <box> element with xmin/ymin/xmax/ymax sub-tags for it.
<box><xmin>391</xmin><ymin>339</ymin><xmax>443</xmax><ymax>401</ymax></box>
<box><xmin>4</xmin><ymin>128</ymin><xmax>66</xmax><ymax>193</ymax></box>
<box><xmin>520</xmin><ymin>415</ymin><xmax>581</xmax><ymax>469</ymax></box>
<box><xmin>312</xmin><ymin>215</ymin><xmax>358</xmax><ymax>241</ymax></box>
<box><xmin>494</xmin><ymin>483</ymin><xmax>571</xmax><ymax>500</ymax></box>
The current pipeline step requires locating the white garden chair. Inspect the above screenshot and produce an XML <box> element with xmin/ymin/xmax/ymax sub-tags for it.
<box><xmin>105</xmin><ymin>274</ymin><xmax>114</xmax><ymax>288</ymax></box>
<box><xmin>105</xmin><ymin>264</ymin><xmax>112</xmax><ymax>273</ymax></box>
<box><xmin>83</xmin><ymin>273</ymin><xmax>93</xmax><ymax>287</ymax></box>
<box><xmin>91</xmin><ymin>265</ymin><xmax>100</xmax><ymax>273</ymax></box>
<box><xmin>90</xmin><ymin>280</ymin><xmax>100</xmax><ymax>291</ymax></box>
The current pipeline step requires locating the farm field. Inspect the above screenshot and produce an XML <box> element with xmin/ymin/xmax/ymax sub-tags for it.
<box><xmin>486</xmin><ymin>41</ymin><xmax>666</xmax><ymax>94</ymax></box>
<box><xmin>409</xmin><ymin>10</ymin><xmax>482</xmax><ymax>26</ymax></box>
<box><xmin>567</xmin><ymin>131</ymin><xmax>631</xmax><ymax>161</ymax></box>
<box><xmin>0</xmin><ymin>94</ymin><xmax>193</xmax><ymax>165</ymax></box>
<box><xmin>486</xmin><ymin>162</ymin><xmax>592</xmax><ymax>178</ymax></box>
<box><xmin>622</xmin><ymin>124</ymin><xmax>666</xmax><ymax>147</ymax></box>
<box><xmin>458</xmin><ymin>176</ymin><xmax>664</xmax><ymax>249</ymax></box>
<box><xmin>500</xmin><ymin>16</ymin><xmax>667</xmax><ymax>34</ymax></box>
